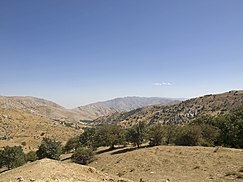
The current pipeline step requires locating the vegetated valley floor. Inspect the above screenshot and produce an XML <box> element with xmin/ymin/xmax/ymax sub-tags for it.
<box><xmin>89</xmin><ymin>145</ymin><xmax>243</xmax><ymax>182</ymax></box>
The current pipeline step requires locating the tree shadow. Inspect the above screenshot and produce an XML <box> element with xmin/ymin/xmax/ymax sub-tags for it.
<box><xmin>96</xmin><ymin>146</ymin><xmax>126</xmax><ymax>155</ymax></box>
<box><xmin>111</xmin><ymin>145</ymin><xmax>148</xmax><ymax>155</ymax></box>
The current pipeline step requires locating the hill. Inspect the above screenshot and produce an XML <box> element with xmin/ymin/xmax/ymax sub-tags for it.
<box><xmin>0</xmin><ymin>108</ymin><xmax>82</xmax><ymax>151</ymax></box>
<box><xmin>93</xmin><ymin>90</ymin><xmax>243</xmax><ymax>126</ymax></box>
<box><xmin>89</xmin><ymin>145</ymin><xmax>243</xmax><ymax>182</ymax></box>
<box><xmin>0</xmin><ymin>96</ymin><xmax>82</xmax><ymax>122</ymax></box>
<box><xmin>0</xmin><ymin>158</ymin><xmax>132</xmax><ymax>182</ymax></box>
<box><xmin>74</xmin><ymin>97</ymin><xmax>180</xmax><ymax>120</ymax></box>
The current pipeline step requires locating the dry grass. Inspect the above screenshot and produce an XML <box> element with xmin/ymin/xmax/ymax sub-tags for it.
<box><xmin>89</xmin><ymin>145</ymin><xmax>243</xmax><ymax>182</ymax></box>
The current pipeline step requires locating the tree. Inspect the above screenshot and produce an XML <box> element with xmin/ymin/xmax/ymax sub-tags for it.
<box><xmin>175</xmin><ymin>125</ymin><xmax>202</xmax><ymax>146</ymax></box>
<box><xmin>1</xmin><ymin>146</ymin><xmax>26</xmax><ymax>169</ymax></box>
<box><xmin>36</xmin><ymin>138</ymin><xmax>62</xmax><ymax>160</ymax></box>
<box><xmin>126</xmin><ymin>122</ymin><xmax>148</xmax><ymax>148</ymax></box>
<box><xmin>95</xmin><ymin>124</ymin><xmax>126</xmax><ymax>149</ymax></box>
<box><xmin>148</xmin><ymin>123</ymin><xmax>165</xmax><ymax>146</ymax></box>
<box><xmin>71</xmin><ymin>147</ymin><xmax>94</xmax><ymax>165</ymax></box>
<box><xmin>79</xmin><ymin>127</ymin><xmax>97</xmax><ymax>150</ymax></box>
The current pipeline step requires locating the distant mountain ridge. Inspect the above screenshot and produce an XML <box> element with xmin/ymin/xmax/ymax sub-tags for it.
<box><xmin>75</xmin><ymin>97</ymin><xmax>181</xmax><ymax>120</ymax></box>
<box><xmin>0</xmin><ymin>96</ymin><xmax>180</xmax><ymax>121</ymax></box>
<box><xmin>93</xmin><ymin>90</ymin><xmax>243</xmax><ymax>126</ymax></box>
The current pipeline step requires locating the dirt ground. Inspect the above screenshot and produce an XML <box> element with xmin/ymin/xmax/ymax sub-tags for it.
<box><xmin>0</xmin><ymin>158</ymin><xmax>132</xmax><ymax>182</ymax></box>
<box><xmin>89</xmin><ymin>145</ymin><xmax>243</xmax><ymax>182</ymax></box>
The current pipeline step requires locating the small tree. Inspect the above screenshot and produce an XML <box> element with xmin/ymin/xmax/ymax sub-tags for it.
<box><xmin>126</xmin><ymin>122</ymin><xmax>148</xmax><ymax>148</ymax></box>
<box><xmin>36</xmin><ymin>137</ymin><xmax>62</xmax><ymax>160</ymax></box>
<box><xmin>1</xmin><ymin>146</ymin><xmax>26</xmax><ymax>169</ymax></box>
<box><xmin>71</xmin><ymin>147</ymin><xmax>94</xmax><ymax>165</ymax></box>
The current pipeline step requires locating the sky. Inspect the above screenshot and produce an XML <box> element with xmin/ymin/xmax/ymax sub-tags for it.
<box><xmin>0</xmin><ymin>0</ymin><xmax>243</xmax><ymax>108</ymax></box>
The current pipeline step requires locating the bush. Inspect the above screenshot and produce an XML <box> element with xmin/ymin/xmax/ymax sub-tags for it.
<box><xmin>25</xmin><ymin>151</ymin><xmax>38</xmax><ymax>162</ymax></box>
<box><xmin>0</xmin><ymin>146</ymin><xmax>26</xmax><ymax>169</ymax></box>
<box><xmin>36</xmin><ymin>138</ymin><xmax>62</xmax><ymax>160</ymax></box>
<box><xmin>71</xmin><ymin>147</ymin><xmax>94</xmax><ymax>165</ymax></box>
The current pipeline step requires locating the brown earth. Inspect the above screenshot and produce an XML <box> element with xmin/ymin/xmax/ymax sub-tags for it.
<box><xmin>0</xmin><ymin>158</ymin><xmax>132</xmax><ymax>182</ymax></box>
<box><xmin>89</xmin><ymin>145</ymin><xmax>243</xmax><ymax>182</ymax></box>
<box><xmin>0</xmin><ymin>108</ymin><xmax>82</xmax><ymax>151</ymax></box>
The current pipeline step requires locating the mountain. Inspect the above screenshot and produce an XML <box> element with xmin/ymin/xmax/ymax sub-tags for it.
<box><xmin>0</xmin><ymin>96</ymin><xmax>82</xmax><ymax>122</ymax></box>
<box><xmin>93</xmin><ymin>90</ymin><xmax>243</xmax><ymax>126</ymax></box>
<box><xmin>75</xmin><ymin>97</ymin><xmax>181</xmax><ymax>120</ymax></box>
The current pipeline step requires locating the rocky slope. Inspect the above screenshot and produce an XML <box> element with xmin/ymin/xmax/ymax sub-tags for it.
<box><xmin>93</xmin><ymin>90</ymin><xmax>243</xmax><ymax>126</ymax></box>
<box><xmin>0</xmin><ymin>158</ymin><xmax>132</xmax><ymax>182</ymax></box>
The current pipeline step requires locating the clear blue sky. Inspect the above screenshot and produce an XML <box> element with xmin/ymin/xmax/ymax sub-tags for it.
<box><xmin>0</xmin><ymin>0</ymin><xmax>243</xmax><ymax>108</ymax></box>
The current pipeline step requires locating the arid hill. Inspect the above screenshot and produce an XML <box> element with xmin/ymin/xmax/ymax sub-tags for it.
<box><xmin>0</xmin><ymin>108</ymin><xmax>82</xmax><ymax>151</ymax></box>
<box><xmin>0</xmin><ymin>158</ymin><xmax>132</xmax><ymax>182</ymax></box>
<box><xmin>93</xmin><ymin>90</ymin><xmax>243</xmax><ymax>126</ymax></box>
<box><xmin>89</xmin><ymin>145</ymin><xmax>243</xmax><ymax>182</ymax></box>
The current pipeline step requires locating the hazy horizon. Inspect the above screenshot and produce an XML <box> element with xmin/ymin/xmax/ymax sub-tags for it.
<box><xmin>1</xmin><ymin>1</ymin><xmax>242</xmax><ymax>108</ymax></box>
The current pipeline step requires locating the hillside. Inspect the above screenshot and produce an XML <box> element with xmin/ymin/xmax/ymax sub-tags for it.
<box><xmin>93</xmin><ymin>90</ymin><xmax>243</xmax><ymax>126</ymax></box>
<box><xmin>0</xmin><ymin>108</ymin><xmax>82</xmax><ymax>151</ymax></box>
<box><xmin>0</xmin><ymin>96</ymin><xmax>180</xmax><ymax>122</ymax></box>
<box><xmin>0</xmin><ymin>158</ymin><xmax>132</xmax><ymax>182</ymax></box>
<box><xmin>89</xmin><ymin>145</ymin><xmax>243</xmax><ymax>182</ymax></box>
<box><xmin>0</xmin><ymin>96</ymin><xmax>82</xmax><ymax>122</ymax></box>
<box><xmin>75</xmin><ymin>97</ymin><xmax>180</xmax><ymax>120</ymax></box>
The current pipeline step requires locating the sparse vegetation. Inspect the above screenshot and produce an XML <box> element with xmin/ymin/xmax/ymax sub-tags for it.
<box><xmin>71</xmin><ymin>147</ymin><xmax>94</xmax><ymax>165</ymax></box>
<box><xmin>36</xmin><ymin>137</ymin><xmax>62</xmax><ymax>160</ymax></box>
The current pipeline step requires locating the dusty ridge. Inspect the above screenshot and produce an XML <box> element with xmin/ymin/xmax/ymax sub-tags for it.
<box><xmin>0</xmin><ymin>158</ymin><xmax>133</xmax><ymax>182</ymax></box>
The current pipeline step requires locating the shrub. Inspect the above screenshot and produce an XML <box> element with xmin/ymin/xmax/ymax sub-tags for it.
<box><xmin>25</xmin><ymin>151</ymin><xmax>38</xmax><ymax>162</ymax></box>
<box><xmin>71</xmin><ymin>147</ymin><xmax>94</xmax><ymax>165</ymax></box>
<box><xmin>1</xmin><ymin>146</ymin><xmax>26</xmax><ymax>169</ymax></box>
<box><xmin>36</xmin><ymin>137</ymin><xmax>62</xmax><ymax>160</ymax></box>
